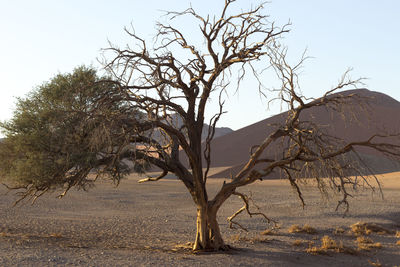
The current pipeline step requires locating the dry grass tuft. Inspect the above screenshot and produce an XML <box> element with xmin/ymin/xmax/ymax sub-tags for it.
<box><xmin>321</xmin><ymin>235</ymin><xmax>340</xmax><ymax>250</ymax></box>
<box><xmin>358</xmin><ymin>242</ymin><xmax>382</xmax><ymax>251</ymax></box>
<box><xmin>292</xmin><ymin>240</ymin><xmax>303</xmax><ymax>246</ymax></box>
<box><xmin>355</xmin><ymin>235</ymin><xmax>382</xmax><ymax>251</ymax></box>
<box><xmin>370</xmin><ymin>242</ymin><xmax>382</xmax><ymax>249</ymax></box>
<box><xmin>288</xmin><ymin>224</ymin><xmax>301</xmax><ymax>233</ymax></box>
<box><xmin>261</xmin><ymin>229</ymin><xmax>276</xmax><ymax>236</ymax></box>
<box><xmin>396</xmin><ymin>231</ymin><xmax>400</xmax><ymax>238</ymax></box>
<box><xmin>351</xmin><ymin>222</ymin><xmax>392</xmax><ymax>236</ymax></box>
<box><xmin>49</xmin><ymin>233</ymin><xmax>63</xmax><ymax>238</ymax></box>
<box><xmin>306</xmin><ymin>235</ymin><xmax>357</xmax><ymax>255</ymax></box>
<box><xmin>333</xmin><ymin>227</ymin><xmax>346</xmax><ymax>235</ymax></box>
<box><xmin>231</xmin><ymin>234</ymin><xmax>241</xmax><ymax>242</ymax></box>
<box><xmin>172</xmin><ymin>242</ymin><xmax>193</xmax><ymax>252</ymax></box>
<box><xmin>368</xmin><ymin>259</ymin><xmax>382</xmax><ymax>267</ymax></box>
<box><xmin>288</xmin><ymin>224</ymin><xmax>317</xmax><ymax>234</ymax></box>
<box><xmin>0</xmin><ymin>232</ymin><xmax>63</xmax><ymax>239</ymax></box>
<box><xmin>306</xmin><ymin>246</ymin><xmax>329</xmax><ymax>255</ymax></box>
<box><xmin>356</xmin><ymin>236</ymin><xmax>373</xmax><ymax>244</ymax></box>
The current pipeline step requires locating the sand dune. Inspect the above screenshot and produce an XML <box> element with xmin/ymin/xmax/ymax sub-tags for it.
<box><xmin>206</xmin><ymin>89</ymin><xmax>400</xmax><ymax>178</ymax></box>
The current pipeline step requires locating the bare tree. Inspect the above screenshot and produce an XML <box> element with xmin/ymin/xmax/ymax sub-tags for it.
<box><xmin>2</xmin><ymin>0</ymin><xmax>400</xmax><ymax>252</ymax></box>
<box><xmin>101</xmin><ymin>0</ymin><xmax>400</xmax><ymax>251</ymax></box>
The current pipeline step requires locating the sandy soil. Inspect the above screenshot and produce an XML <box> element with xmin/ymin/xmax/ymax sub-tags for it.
<box><xmin>1</xmin><ymin>172</ymin><xmax>400</xmax><ymax>266</ymax></box>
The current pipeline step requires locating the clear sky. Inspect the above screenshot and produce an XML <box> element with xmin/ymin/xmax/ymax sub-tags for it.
<box><xmin>1</xmin><ymin>0</ymin><xmax>399</xmax><ymax>131</ymax></box>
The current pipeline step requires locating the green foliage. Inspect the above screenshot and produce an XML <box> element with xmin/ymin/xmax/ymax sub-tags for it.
<box><xmin>0</xmin><ymin>66</ymin><xmax>141</xmax><ymax>198</ymax></box>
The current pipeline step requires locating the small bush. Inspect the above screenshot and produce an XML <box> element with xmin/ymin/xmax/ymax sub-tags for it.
<box><xmin>396</xmin><ymin>231</ymin><xmax>400</xmax><ymax>238</ymax></box>
<box><xmin>306</xmin><ymin>235</ymin><xmax>357</xmax><ymax>255</ymax></box>
<box><xmin>49</xmin><ymin>233</ymin><xmax>63</xmax><ymax>238</ymax></box>
<box><xmin>333</xmin><ymin>227</ymin><xmax>346</xmax><ymax>235</ymax></box>
<box><xmin>356</xmin><ymin>236</ymin><xmax>373</xmax><ymax>244</ymax></box>
<box><xmin>358</xmin><ymin>242</ymin><xmax>382</xmax><ymax>251</ymax></box>
<box><xmin>321</xmin><ymin>235</ymin><xmax>340</xmax><ymax>250</ymax></box>
<box><xmin>288</xmin><ymin>224</ymin><xmax>317</xmax><ymax>234</ymax></box>
<box><xmin>368</xmin><ymin>259</ymin><xmax>382</xmax><ymax>267</ymax></box>
<box><xmin>261</xmin><ymin>229</ymin><xmax>275</xmax><ymax>236</ymax></box>
<box><xmin>351</xmin><ymin>222</ymin><xmax>392</xmax><ymax>236</ymax></box>
<box><xmin>355</xmin><ymin>234</ymin><xmax>382</xmax><ymax>251</ymax></box>
<box><xmin>370</xmin><ymin>242</ymin><xmax>382</xmax><ymax>249</ymax></box>
<box><xmin>292</xmin><ymin>239</ymin><xmax>307</xmax><ymax>246</ymax></box>
<box><xmin>306</xmin><ymin>245</ymin><xmax>328</xmax><ymax>255</ymax></box>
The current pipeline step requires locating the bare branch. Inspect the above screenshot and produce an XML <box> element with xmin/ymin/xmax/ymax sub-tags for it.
<box><xmin>204</xmin><ymin>90</ymin><xmax>226</xmax><ymax>182</ymax></box>
<box><xmin>138</xmin><ymin>170</ymin><xmax>168</xmax><ymax>183</ymax></box>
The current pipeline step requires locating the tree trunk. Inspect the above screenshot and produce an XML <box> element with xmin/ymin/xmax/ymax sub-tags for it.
<box><xmin>193</xmin><ymin>204</ymin><xmax>228</xmax><ymax>251</ymax></box>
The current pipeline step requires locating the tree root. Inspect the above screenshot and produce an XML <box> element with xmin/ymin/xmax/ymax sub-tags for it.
<box><xmin>192</xmin><ymin>244</ymin><xmax>236</xmax><ymax>253</ymax></box>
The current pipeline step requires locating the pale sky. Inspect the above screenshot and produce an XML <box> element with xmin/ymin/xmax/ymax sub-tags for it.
<box><xmin>0</xmin><ymin>0</ymin><xmax>399</xmax><ymax>131</ymax></box>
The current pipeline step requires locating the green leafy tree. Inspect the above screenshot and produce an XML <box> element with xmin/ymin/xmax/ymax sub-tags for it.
<box><xmin>0</xmin><ymin>66</ymin><xmax>143</xmax><ymax>201</ymax></box>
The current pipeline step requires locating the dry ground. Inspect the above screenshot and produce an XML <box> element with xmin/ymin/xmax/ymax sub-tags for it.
<box><xmin>1</xmin><ymin>171</ymin><xmax>400</xmax><ymax>266</ymax></box>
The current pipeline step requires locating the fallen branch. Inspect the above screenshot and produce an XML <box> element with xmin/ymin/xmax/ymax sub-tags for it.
<box><xmin>138</xmin><ymin>170</ymin><xmax>168</xmax><ymax>183</ymax></box>
<box><xmin>227</xmin><ymin>191</ymin><xmax>277</xmax><ymax>231</ymax></box>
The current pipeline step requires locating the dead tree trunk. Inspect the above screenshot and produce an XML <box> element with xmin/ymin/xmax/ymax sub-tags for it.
<box><xmin>193</xmin><ymin>203</ymin><xmax>227</xmax><ymax>251</ymax></box>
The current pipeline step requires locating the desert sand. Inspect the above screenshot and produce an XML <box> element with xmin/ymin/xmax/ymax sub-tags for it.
<box><xmin>1</xmin><ymin>171</ymin><xmax>400</xmax><ymax>266</ymax></box>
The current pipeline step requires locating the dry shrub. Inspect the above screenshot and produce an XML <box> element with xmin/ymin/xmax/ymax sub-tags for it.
<box><xmin>396</xmin><ymin>231</ymin><xmax>400</xmax><ymax>238</ymax></box>
<box><xmin>333</xmin><ymin>227</ymin><xmax>346</xmax><ymax>235</ymax></box>
<box><xmin>49</xmin><ymin>233</ymin><xmax>63</xmax><ymax>238</ymax></box>
<box><xmin>306</xmin><ymin>235</ymin><xmax>357</xmax><ymax>255</ymax></box>
<box><xmin>351</xmin><ymin>222</ymin><xmax>392</xmax><ymax>236</ymax></box>
<box><xmin>292</xmin><ymin>239</ymin><xmax>311</xmax><ymax>247</ymax></box>
<box><xmin>356</xmin><ymin>235</ymin><xmax>382</xmax><ymax>251</ymax></box>
<box><xmin>288</xmin><ymin>224</ymin><xmax>317</xmax><ymax>234</ymax></box>
<box><xmin>306</xmin><ymin>246</ymin><xmax>329</xmax><ymax>255</ymax></box>
<box><xmin>21</xmin><ymin>234</ymin><xmax>32</xmax><ymax>239</ymax></box>
<box><xmin>231</xmin><ymin>234</ymin><xmax>241</xmax><ymax>242</ymax></box>
<box><xmin>370</xmin><ymin>242</ymin><xmax>382</xmax><ymax>249</ymax></box>
<box><xmin>261</xmin><ymin>229</ymin><xmax>275</xmax><ymax>236</ymax></box>
<box><xmin>368</xmin><ymin>259</ymin><xmax>382</xmax><ymax>267</ymax></box>
<box><xmin>356</xmin><ymin>236</ymin><xmax>373</xmax><ymax>244</ymax></box>
<box><xmin>292</xmin><ymin>240</ymin><xmax>303</xmax><ymax>246</ymax></box>
<box><xmin>358</xmin><ymin>242</ymin><xmax>382</xmax><ymax>251</ymax></box>
<box><xmin>0</xmin><ymin>232</ymin><xmax>63</xmax><ymax>239</ymax></box>
<box><xmin>288</xmin><ymin>224</ymin><xmax>301</xmax><ymax>233</ymax></box>
<box><xmin>321</xmin><ymin>235</ymin><xmax>339</xmax><ymax>250</ymax></box>
<box><xmin>172</xmin><ymin>242</ymin><xmax>193</xmax><ymax>252</ymax></box>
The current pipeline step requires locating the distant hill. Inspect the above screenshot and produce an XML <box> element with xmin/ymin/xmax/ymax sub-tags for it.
<box><xmin>151</xmin><ymin>113</ymin><xmax>233</xmax><ymax>143</ymax></box>
<box><xmin>204</xmin><ymin>126</ymin><xmax>233</xmax><ymax>141</ymax></box>
<box><xmin>206</xmin><ymin>89</ymin><xmax>400</xmax><ymax>178</ymax></box>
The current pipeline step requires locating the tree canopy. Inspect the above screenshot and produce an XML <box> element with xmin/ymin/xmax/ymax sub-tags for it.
<box><xmin>0</xmin><ymin>66</ymin><xmax>145</xmax><ymax>202</ymax></box>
